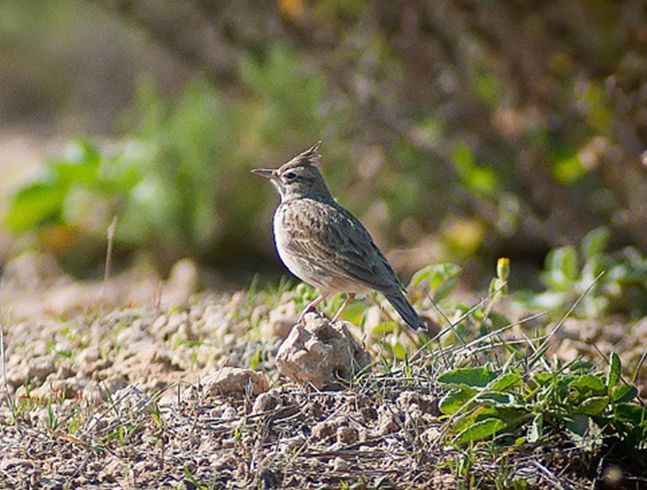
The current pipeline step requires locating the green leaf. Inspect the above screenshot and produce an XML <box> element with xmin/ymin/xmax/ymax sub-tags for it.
<box><xmin>489</xmin><ymin>372</ymin><xmax>522</xmax><ymax>391</ymax></box>
<box><xmin>565</xmin><ymin>414</ymin><xmax>590</xmax><ymax>437</ymax></box>
<box><xmin>552</xmin><ymin>151</ymin><xmax>586</xmax><ymax>184</ymax></box>
<box><xmin>606</xmin><ymin>352</ymin><xmax>621</xmax><ymax>389</ymax></box>
<box><xmin>569</xmin><ymin>375</ymin><xmax>607</xmax><ymax>395</ymax></box>
<box><xmin>614</xmin><ymin>403</ymin><xmax>647</xmax><ymax>425</ymax></box>
<box><xmin>438</xmin><ymin>367</ymin><xmax>498</xmax><ymax>388</ymax></box>
<box><xmin>611</xmin><ymin>384</ymin><xmax>638</xmax><ymax>404</ymax></box>
<box><xmin>544</xmin><ymin>245</ymin><xmax>579</xmax><ymax>290</ymax></box>
<box><xmin>62</xmin><ymin>139</ymin><xmax>101</xmax><ymax>164</ymax></box>
<box><xmin>452</xmin><ymin>141</ymin><xmax>476</xmax><ymax>176</ymax></box>
<box><xmin>4</xmin><ymin>182</ymin><xmax>67</xmax><ymax>231</ymax></box>
<box><xmin>469</xmin><ymin>167</ymin><xmax>499</xmax><ymax>196</ymax></box>
<box><xmin>561</xmin><ymin>245</ymin><xmax>579</xmax><ymax>277</ymax></box>
<box><xmin>389</xmin><ymin>341</ymin><xmax>407</xmax><ymax>360</ymax></box>
<box><xmin>533</xmin><ymin>373</ymin><xmax>553</xmax><ymax>386</ymax></box>
<box><xmin>50</xmin><ymin>156</ymin><xmax>100</xmax><ymax>187</ymax></box>
<box><xmin>513</xmin><ymin>478</ymin><xmax>529</xmax><ymax>490</ymax></box>
<box><xmin>439</xmin><ymin>387</ymin><xmax>477</xmax><ymax>415</ymax></box>
<box><xmin>372</xmin><ymin>322</ymin><xmax>397</xmax><ymax>335</ymax></box>
<box><xmin>454</xmin><ymin>418</ymin><xmax>506</xmax><ymax>444</ymax></box>
<box><xmin>434</xmin><ymin>276</ymin><xmax>460</xmax><ymax>302</ymax></box>
<box><xmin>477</xmin><ymin>391</ymin><xmax>517</xmax><ymax>407</ymax></box>
<box><xmin>527</xmin><ymin>414</ymin><xmax>543</xmax><ymax>443</ymax></box>
<box><xmin>559</xmin><ymin>246</ymin><xmax>580</xmax><ymax>282</ymax></box>
<box><xmin>451</xmin><ymin>141</ymin><xmax>499</xmax><ymax>196</ymax></box>
<box><xmin>576</xmin><ymin>396</ymin><xmax>609</xmax><ymax>416</ymax></box>
<box><xmin>409</xmin><ymin>263</ymin><xmax>462</xmax><ymax>291</ymax></box>
<box><xmin>581</xmin><ymin>227</ymin><xmax>610</xmax><ymax>259</ymax></box>
<box><xmin>489</xmin><ymin>277</ymin><xmax>506</xmax><ymax>298</ymax></box>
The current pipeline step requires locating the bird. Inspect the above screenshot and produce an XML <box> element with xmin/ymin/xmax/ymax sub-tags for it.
<box><xmin>252</xmin><ymin>142</ymin><xmax>426</xmax><ymax>332</ymax></box>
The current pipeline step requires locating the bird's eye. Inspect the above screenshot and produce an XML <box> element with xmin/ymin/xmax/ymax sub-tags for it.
<box><xmin>284</xmin><ymin>171</ymin><xmax>297</xmax><ymax>181</ymax></box>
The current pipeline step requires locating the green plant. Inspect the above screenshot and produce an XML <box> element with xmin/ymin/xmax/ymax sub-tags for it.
<box><xmin>515</xmin><ymin>227</ymin><xmax>647</xmax><ymax>317</ymax></box>
<box><xmin>4</xmin><ymin>45</ymin><xmax>332</xmax><ymax>275</ymax></box>
<box><xmin>437</xmin><ymin>352</ymin><xmax>646</xmax><ymax>449</ymax></box>
<box><xmin>4</xmin><ymin>140</ymin><xmax>141</xmax><ymax>274</ymax></box>
<box><xmin>46</xmin><ymin>396</ymin><xmax>60</xmax><ymax>431</ymax></box>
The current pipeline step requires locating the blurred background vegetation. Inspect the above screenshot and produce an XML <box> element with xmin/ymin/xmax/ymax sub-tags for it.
<box><xmin>0</xmin><ymin>0</ymin><xmax>645</xmax><ymax>292</ymax></box>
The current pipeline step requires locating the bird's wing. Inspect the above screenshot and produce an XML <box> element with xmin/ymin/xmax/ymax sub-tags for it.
<box><xmin>280</xmin><ymin>198</ymin><xmax>403</xmax><ymax>292</ymax></box>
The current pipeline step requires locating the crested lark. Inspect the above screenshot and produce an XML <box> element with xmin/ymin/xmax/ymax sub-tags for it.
<box><xmin>253</xmin><ymin>143</ymin><xmax>426</xmax><ymax>332</ymax></box>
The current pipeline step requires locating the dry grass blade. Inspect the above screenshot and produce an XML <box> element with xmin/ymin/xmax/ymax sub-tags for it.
<box><xmin>529</xmin><ymin>270</ymin><xmax>605</xmax><ymax>366</ymax></box>
<box><xmin>0</xmin><ymin>273</ymin><xmax>16</xmax><ymax>425</ymax></box>
<box><xmin>409</xmin><ymin>281</ymin><xmax>510</xmax><ymax>366</ymax></box>
<box><xmin>0</xmin><ymin>324</ymin><xmax>12</xmax><ymax>415</ymax></box>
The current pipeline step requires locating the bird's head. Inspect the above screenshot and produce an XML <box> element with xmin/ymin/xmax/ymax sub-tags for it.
<box><xmin>252</xmin><ymin>142</ymin><xmax>333</xmax><ymax>201</ymax></box>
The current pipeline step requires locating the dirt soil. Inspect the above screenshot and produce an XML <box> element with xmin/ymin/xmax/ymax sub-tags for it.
<box><xmin>0</xmin><ymin>253</ymin><xmax>645</xmax><ymax>489</ymax></box>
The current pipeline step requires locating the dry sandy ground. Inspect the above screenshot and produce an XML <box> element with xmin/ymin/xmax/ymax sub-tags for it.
<box><xmin>0</xmin><ymin>253</ymin><xmax>645</xmax><ymax>488</ymax></box>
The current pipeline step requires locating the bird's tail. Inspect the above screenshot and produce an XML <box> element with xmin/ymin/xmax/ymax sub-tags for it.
<box><xmin>384</xmin><ymin>290</ymin><xmax>426</xmax><ymax>332</ymax></box>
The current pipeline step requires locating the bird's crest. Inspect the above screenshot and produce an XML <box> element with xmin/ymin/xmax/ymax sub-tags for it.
<box><xmin>288</xmin><ymin>141</ymin><xmax>322</xmax><ymax>168</ymax></box>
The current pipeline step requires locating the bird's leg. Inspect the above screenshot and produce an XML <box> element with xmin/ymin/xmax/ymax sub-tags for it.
<box><xmin>332</xmin><ymin>293</ymin><xmax>356</xmax><ymax>322</ymax></box>
<box><xmin>298</xmin><ymin>295</ymin><xmax>327</xmax><ymax>324</ymax></box>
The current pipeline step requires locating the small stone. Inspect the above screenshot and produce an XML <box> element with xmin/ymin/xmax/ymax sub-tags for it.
<box><xmin>560</xmin><ymin>319</ymin><xmax>601</xmax><ymax>341</ymax></box>
<box><xmin>202</xmin><ymin>367</ymin><xmax>270</xmax><ymax>397</ymax></box>
<box><xmin>332</xmin><ymin>457</ymin><xmax>350</xmax><ymax>472</ymax></box>
<box><xmin>397</xmin><ymin>390</ymin><xmax>418</xmax><ymax>409</ymax></box>
<box><xmin>83</xmin><ymin>382</ymin><xmax>105</xmax><ymax>408</ymax></box>
<box><xmin>336</xmin><ymin>425</ymin><xmax>359</xmax><ymax>444</ymax></box>
<box><xmin>80</xmin><ymin>358</ymin><xmax>112</xmax><ymax>379</ymax></box>
<box><xmin>149</xmin><ymin>315</ymin><xmax>168</xmax><ymax>336</ymax></box>
<box><xmin>176</xmin><ymin>321</ymin><xmax>197</xmax><ymax>341</ymax></box>
<box><xmin>208</xmin><ymin>454</ymin><xmax>236</xmax><ymax>470</ymax></box>
<box><xmin>260</xmin><ymin>302</ymin><xmax>298</xmax><ymax>340</ymax></box>
<box><xmin>153</xmin><ymin>311</ymin><xmax>188</xmax><ymax>339</ymax></box>
<box><xmin>279</xmin><ymin>435</ymin><xmax>305</xmax><ymax>452</ymax></box>
<box><xmin>32</xmin><ymin>339</ymin><xmax>49</xmax><ymax>357</ymax></box>
<box><xmin>202</xmin><ymin>305</ymin><xmax>228</xmax><ymax>336</ymax></box>
<box><xmin>116</xmin><ymin>319</ymin><xmax>146</xmax><ymax>346</ymax></box>
<box><xmin>55</xmin><ymin>365</ymin><xmax>74</xmax><ymax>381</ymax></box>
<box><xmin>252</xmin><ymin>391</ymin><xmax>281</xmax><ymax>414</ymax></box>
<box><xmin>312</xmin><ymin>418</ymin><xmax>340</xmax><ymax>441</ymax></box>
<box><xmin>53</xmin><ymin>341</ymin><xmax>73</xmax><ymax>356</ymax></box>
<box><xmin>251</xmin><ymin>304</ymin><xmax>271</xmax><ymax>327</ymax></box>
<box><xmin>78</xmin><ymin>346</ymin><xmax>101</xmax><ymax>365</ymax></box>
<box><xmin>8</xmin><ymin>363</ymin><xmax>30</xmax><ymax>387</ymax></box>
<box><xmin>221</xmin><ymin>406</ymin><xmax>237</xmax><ymax>420</ymax></box>
<box><xmin>34</xmin><ymin>379</ymin><xmax>81</xmax><ymax>400</ymax></box>
<box><xmin>376</xmin><ymin>405</ymin><xmax>400</xmax><ymax>435</ymax></box>
<box><xmin>30</xmin><ymin>356</ymin><xmax>56</xmax><ymax>381</ymax></box>
<box><xmin>275</xmin><ymin>314</ymin><xmax>371</xmax><ymax>388</ymax></box>
<box><xmin>113</xmin><ymin>386</ymin><xmax>151</xmax><ymax>412</ymax></box>
<box><xmin>422</xmin><ymin>427</ymin><xmax>442</xmax><ymax>444</ymax></box>
<box><xmin>0</xmin><ymin>458</ymin><xmax>35</xmax><ymax>472</ymax></box>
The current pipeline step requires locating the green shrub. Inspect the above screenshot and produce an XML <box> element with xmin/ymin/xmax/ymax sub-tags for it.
<box><xmin>514</xmin><ymin>227</ymin><xmax>647</xmax><ymax>318</ymax></box>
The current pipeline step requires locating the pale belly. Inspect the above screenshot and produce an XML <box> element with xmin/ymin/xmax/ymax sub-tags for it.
<box><xmin>273</xmin><ymin>210</ymin><xmax>369</xmax><ymax>295</ymax></box>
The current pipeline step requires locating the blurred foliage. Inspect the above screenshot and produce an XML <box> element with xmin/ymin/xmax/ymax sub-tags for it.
<box><xmin>2</xmin><ymin>1</ymin><xmax>646</xmax><ymax>283</ymax></box>
<box><xmin>515</xmin><ymin>227</ymin><xmax>647</xmax><ymax>318</ymax></box>
<box><xmin>4</xmin><ymin>48</ymin><xmax>329</xmax><ymax>274</ymax></box>
<box><xmin>4</xmin><ymin>141</ymin><xmax>141</xmax><ymax>273</ymax></box>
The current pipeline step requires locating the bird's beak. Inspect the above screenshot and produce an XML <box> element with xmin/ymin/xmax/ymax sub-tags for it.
<box><xmin>251</xmin><ymin>168</ymin><xmax>276</xmax><ymax>180</ymax></box>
